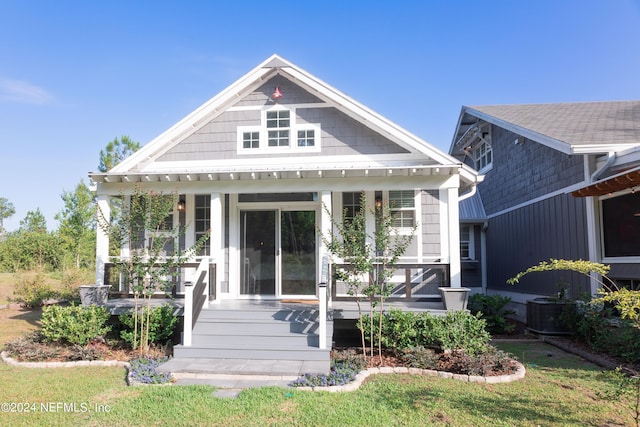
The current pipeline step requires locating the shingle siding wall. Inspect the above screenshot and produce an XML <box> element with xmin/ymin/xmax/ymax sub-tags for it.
<box><xmin>157</xmin><ymin>76</ymin><xmax>407</xmax><ymax>162</ymax></box>
<box><xmin>485</xmin><ymin>193</ymin><xmax>590</xmax><ymax>296</ymax></box>
<box><xmin>480</xmin><ymin>126</ymin><xmax>585</xmax><ymax>215</ymax></box>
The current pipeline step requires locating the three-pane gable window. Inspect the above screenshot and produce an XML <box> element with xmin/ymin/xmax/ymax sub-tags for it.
<box><xmin>237</xmin><ymin>107</ymin><xmax>320</xmax><ymax>153</ymax></box>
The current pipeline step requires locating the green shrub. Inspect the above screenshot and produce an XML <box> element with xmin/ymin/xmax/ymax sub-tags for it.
<box><xmin>12</xmin><ymin>271</ymin><xmax>57</xmax><ymax>307</ymax></box>
<box><xmin>400</xmin><ymin>346</ymin><xmax>440</xmax><ymax>369</ymax></box>
<box><xmin>41</xmin><ymin>304</ymin><xmax>111</xmax><ymax>346</ymax></box>
<box><xmin>468</xmin><ymin>294</ymin><xmax>516</xmax><ymax>334</ymax></box>
<box><xmin>436</xmin><ymin>310</ymin><xmax>491</xmax><ymax>355</ymax></box>
<box><xmin>572</xmin><ymin>299</ymin><xmax>640</xmax><ymax>365</ymax></box>
<box><xmin>119</xmin><ymin>304</ymin><xmax>178</xmax><ymax>348</ymax></box>
<box><xmin>361</xmin><ymin>309</ymin><xmax>490</xmax><ymax>355</ymax></box>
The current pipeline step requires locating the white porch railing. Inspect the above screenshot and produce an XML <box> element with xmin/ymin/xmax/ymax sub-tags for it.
<box><xmin>183</xmin><ymin>257</ymin><xmax>214</xmax><ymax>347</ymax></box>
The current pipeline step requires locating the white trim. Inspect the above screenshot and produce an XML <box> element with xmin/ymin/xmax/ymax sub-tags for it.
<box><xmin>135</xmin><ymin>153</ymin><xmax>434</xmax><ymax>173</ymax></box>
<box><xmin>101</xmin><ymin>54</ymin><xmax>478</xmax><ymax>189</ymax></box>
<box><xmin>211</xmin><ymin>193</ymin><xmax>223</xmax><ymax>301</ymax></box>
<box><xmin>438</xmin><ymin>189</ymin><xmax>450</xmax><ymax>264</ymax></box>
<box><xmin>571</xmin><ymin>144</ymin><xmax>640</xmax><ymax>154</ymax></box>
<box><xmin>447</xmin><ymin>187</ymin><xmax>461</xmax><ymax>288</ymax></box>
<box><xmin>95</xmin><ymin>193</ymin><xmax>110</xmax><ymax>286</ymax></box>
<box><xmin>227</xmin><ymin>194</ymin><xmax>239</xmax><ymax>299</ymax></box>
<box><xmin>228</xmin><ymin>102</ymin><xmax>332</xmax><ymax>112</ymax></box>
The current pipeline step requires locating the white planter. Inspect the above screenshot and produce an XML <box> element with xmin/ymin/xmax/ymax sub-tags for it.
<box><xmin>438</xmin><ymin>287</ymin><xmax>471</xmax><ymax>311</ymax></box>
<box><xmin>79</xmin><ymin>285</ymin><xmax>110</xmax><ymax>306</ymax></box>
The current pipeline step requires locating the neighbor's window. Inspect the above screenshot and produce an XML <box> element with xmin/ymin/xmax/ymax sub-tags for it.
<box><xmin>474</xmin><ymin>140</ymin><xmax>492</xmax><ymax>171</ymax></box>
<box><xmin>267</xmin><ymin>110</ymin><xmax>290</xmax><ymax>147</ymax></box>
<box><xmin>460</xmin><ymin>225</ymin><xmax>474</xmax><ymax>260</ymax></box>
<box><xmin>601</xmin><ymin>192</ymin><xmax>640</xmax><ymax>258</ymax></box>
<box><xmin>389</xmin><ymin>190</ymin><xmax>415</xmax><ymax>228</ymax></box>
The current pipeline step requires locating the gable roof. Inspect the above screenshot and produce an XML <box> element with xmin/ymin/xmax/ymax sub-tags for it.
<box><xmin>93</xmin><ymin>54</ymin><xmax>478</xmax><ymax>186</ymax></box>
<box><xmin>451</xmin><ymin>101</ymin><xmax>640</xmax><ymax>156</ymax></box>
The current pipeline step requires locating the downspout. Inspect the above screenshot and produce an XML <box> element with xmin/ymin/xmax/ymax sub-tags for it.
<box><xmin>458</xmin><ymin>183</ymin><xmax>477</xmax><ymax>202</ymax></box>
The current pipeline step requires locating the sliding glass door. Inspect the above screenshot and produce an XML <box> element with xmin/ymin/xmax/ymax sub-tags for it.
<box><xmin>239</xmin><ymin>209</ymin><xmax>316</xmax><ymax>297</ymax></box>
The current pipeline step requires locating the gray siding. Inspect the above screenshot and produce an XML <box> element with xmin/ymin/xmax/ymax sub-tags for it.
<box><xmin>157</xmin><ymin>76</ymin><xmax>407</xmax><ymax>162</ymax></box>
<box><xmin>421</xmin><ymin>190</ymin><xmax>440</xmax><ymax>258</ymax></box>
<box><xmin>486</xmin><ymin>193</ymin><xmax>590</xmax><ymax>296</ymax></box>
<box><xmin>479</xmin><ymin>126</ymin><xmax>584</xmax><ymax>215</ymax></box>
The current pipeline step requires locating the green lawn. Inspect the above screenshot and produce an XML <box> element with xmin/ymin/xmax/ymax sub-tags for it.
<box><xmin>0</xmin><ymin>339</ymin><xmax>634</xmax><ymax>427</ymax></box>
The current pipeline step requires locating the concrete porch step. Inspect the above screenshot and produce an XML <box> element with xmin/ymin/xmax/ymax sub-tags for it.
<box><xmin>173</xmin><ymin>345</ymin><xmax>330</xmax><ymax>361</ymax></box>
<box><xmin>157</xmin><ymin>357</ymin><xmax>330</xmax><ymax>377</ymax></box>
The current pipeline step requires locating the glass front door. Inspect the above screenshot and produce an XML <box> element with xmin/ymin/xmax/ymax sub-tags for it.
<box><xmin>240</xmin><ymin>209</ymin><xmax>316</xmax><ymax>297</ymax></box>
<box><xmin>281</xmin><ymin>211</ymin><xmax>316</xmax><ymax>295</ymax></box>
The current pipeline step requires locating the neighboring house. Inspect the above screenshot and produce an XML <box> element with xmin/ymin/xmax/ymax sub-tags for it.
<box><xmin>450</xmin><ymin>101</ymin><xmax>640</xmax><ymax>320</ymax></box>
<box><xmin>88</xmin><ymin>55</ymin><xmax>480</xmax><ymax>369</ymax></box>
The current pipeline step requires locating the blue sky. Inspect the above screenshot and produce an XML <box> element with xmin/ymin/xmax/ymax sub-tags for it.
<box><xmin>1</xmin><ymin>1</ymin><xmax>639</xmax><ymax>232</ymax></box>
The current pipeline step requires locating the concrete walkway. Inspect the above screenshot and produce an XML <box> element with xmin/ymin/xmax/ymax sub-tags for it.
<box><xmin>157</xmin><ymin>357</ymin><xmax>324</xmax><ymax>397</ymax></box>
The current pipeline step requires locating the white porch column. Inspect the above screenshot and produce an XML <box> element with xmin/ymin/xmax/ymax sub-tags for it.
<box><xmin>210</xmin><ymin>192</ymin><xmax>223</xmax><ymax>302</ymax></box>
<box><xmin>446</xmin><ymin>187</ymin><xmax>462</xmax><ymax>288</ymax></box>
<box><xmin>320</xmin><ymin>191</ymin><xmax>332</xmax><ymax>306</ymax></box>
<box><xmin>95</xmin><ymin>193</ymin><xmax>110</xmax><ymax>286</ymax></box>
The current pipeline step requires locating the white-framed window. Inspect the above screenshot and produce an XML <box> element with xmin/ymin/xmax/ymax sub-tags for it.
<box><xmin>297</xmin><ymin>128</ymin><xmax>315</xmax><ymax>147</ymax></box>
<box><xmin>342</xmin><ymin>192</ymin><xmax>363</xmax><ymax>223</ymax></box>
<box><xmin>388</xmin><ymin>190</ymin><xmax>416</xmax><ymax>228</ymax></box>
<box><xmin>266</xmin><ymin>109</ymin><xmax>290</xmax><ymax>147</ymax></box>
<box><xmin>242</xmin><ymin>131</ymin><xmax>260</xmax><ymax>149</ymax></box>
<box><xmin>460</xmin><ymin>225</ymin><xmax>475</xmax><ymax>260</ymax></box>
<box><xmin>474</xmin><ymin>139</ymin><xmax>492</xmax><ymax>172</ymax></box>
<box><xmin>237</xmin><ymin>107</ymin><xmax>321</xmax><ymax>153</ymax></box>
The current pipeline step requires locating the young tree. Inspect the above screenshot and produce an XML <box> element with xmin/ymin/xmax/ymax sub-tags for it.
<box><xmin>98</xmin><ymin>135</ymin><xmax>140</xmax><ymax>172</ymax></box>
<box><xmin>55</xmin><ymin>180</ymin><xmax>96</xmax><ymax>269</ymax></box>
<box><xmin>321</xmin><ymin>193</ymin><xmax>416</xmax><ymax>360</ymax></box>
<box><xmin>98</xmin><ymin>186</ymin><xmax>207</xmax><ymax>355</ymax></box>
<box><xmin>19</xmin><ymin>208</ymin><xmax>47</xmax><ymax>233</ymax></box>
<box><xmin>0</xmin><ymin>197</ymin><xmax>15</xmax><ymax>234</ymax></box>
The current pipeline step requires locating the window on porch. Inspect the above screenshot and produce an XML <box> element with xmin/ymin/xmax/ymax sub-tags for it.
<box><xmin>195</xmin><ymin>195</ymin><xmax>211</xmax><ymax>256</ymax></box>
<box><xmin>388</xmin><ymin>190</ymin><xmax>416</xmax><ymax>228</ymax></box>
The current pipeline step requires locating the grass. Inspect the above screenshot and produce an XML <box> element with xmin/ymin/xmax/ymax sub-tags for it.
<box><xmin>0</xmin><ymin>337</ymin><xmax>634</xmax><ymax>426</ymax></box>
<box><xmin>0</xmin><ymin>272</ymin><xmax>635</xmax><ymax>426</ymax></box>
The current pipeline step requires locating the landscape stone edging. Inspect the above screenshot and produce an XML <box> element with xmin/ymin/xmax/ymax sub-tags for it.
<box><xmin>1</xmin><ymin>350</ymin><xmax>526</xmax><ymax>391</ymax></box>
<box><xmin>0</xmin><ymin>351</ymin><xmax>130</xmax><ymax>369</ymax></box>
<box><xmin>294</xmin><ymin>361</ymin><xmax>526</xmax><ymax>392</ymax></box>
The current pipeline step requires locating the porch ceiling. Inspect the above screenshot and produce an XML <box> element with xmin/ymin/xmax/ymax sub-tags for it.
<box><xmin>572</xmin><ymin>166</ymin><xmax>640</xmax><ymax>197</ymax></box>
<box><xmin>90</xmin><ymin>164</ymin><xmax>459</xmax><ymax>184</ymax></box>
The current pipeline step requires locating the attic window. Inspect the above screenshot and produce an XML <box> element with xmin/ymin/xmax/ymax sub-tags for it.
<box><xmin>474</xmin><ymin>140</ymin><xmax>492</xmax><ymax>171</ymax></box>
<box><xmin>237</xmin><ymin>106</ymin><xmax>321</xmax><ymax>154</ymax></box>
<box><xmin>267</xmin><ymin>110</ymin><xmax>290</xmax><ymax>147</ymax></box>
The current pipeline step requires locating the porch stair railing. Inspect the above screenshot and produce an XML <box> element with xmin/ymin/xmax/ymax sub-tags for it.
<box><xmin>183</xmin><ymin>257</ymin><xmax>214</xmax><ymax>347</ymax></box>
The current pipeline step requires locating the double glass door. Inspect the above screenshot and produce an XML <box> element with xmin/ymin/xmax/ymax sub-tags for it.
<box><xmin>240</xmin><ymin>209</ymin><xmax>316</xmax><ymax>296</ymax></box>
